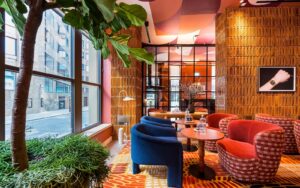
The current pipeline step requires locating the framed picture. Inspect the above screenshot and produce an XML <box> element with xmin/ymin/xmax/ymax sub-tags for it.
<box><xmin>258</xmin><ymin>67</ymin><xmax>296</xmax><ymax>92</ymax></box>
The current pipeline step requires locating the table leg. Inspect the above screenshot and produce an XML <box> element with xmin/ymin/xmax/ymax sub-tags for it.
<box><xmin>198</xmin><ymin>140</ymin><xmax>205</xmax><ymax>173</ymax></box>
<box><xmin>188</xmin><ymin>140</ymin><xmax>216</xmax><ymax>180</ymax></box>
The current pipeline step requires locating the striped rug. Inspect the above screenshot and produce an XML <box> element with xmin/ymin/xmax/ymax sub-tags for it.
<box><xmin>103</xmin><ymin>143</ymin><xmax>300</xmax><ymax>188</ymax></box>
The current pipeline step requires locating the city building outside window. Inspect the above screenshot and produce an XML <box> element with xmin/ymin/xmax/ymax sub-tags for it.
<box><xmin>2</xmin><ymin>10</ymin><xmax>102</xmax><ymax>141</ymax></box>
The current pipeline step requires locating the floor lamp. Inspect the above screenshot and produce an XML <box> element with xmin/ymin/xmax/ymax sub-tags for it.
<box><xmin>117</xmin><ymin>90</ymin><xmax>135</xmax><ymax>145</ymax></box>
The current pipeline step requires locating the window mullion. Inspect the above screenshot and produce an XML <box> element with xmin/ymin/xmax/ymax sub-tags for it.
<box><xmin>73</xmin><ymin>30</ymin><xmax>82</xmax><ymax>133</ymax></box>
<box><xmin>0</xmin><ymin>10</ymin><xmax>5</xmax><ymax>141</ymax></box>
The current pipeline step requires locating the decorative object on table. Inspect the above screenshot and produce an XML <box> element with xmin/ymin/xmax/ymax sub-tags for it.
<box><xmin>216</xmin><ymin>120</ymin><xmax>285</xmax><ymax>183</ymax></box>
<box><xmin>117</xmin><ymin>90</ymin><xmax>135</xmax><ymax>143</ymax></box>
<box><xmin>185</xmin><ymin>110</ymin><xmax>193</xmax><ymax>122</ymax></box>
<box><xmin>181</xmin><ymin>82</ymin><xmax>205</xmax><ymax>113</ymax></box>
<box><xmin>258</xmin><ymin>67</ymin><xmax>296</xmax><ymax>92</ymax></box>
<box><xmin>196</xmin><ymin>115</ymin><xmax>207</xmax><ymax>133</ymax></box>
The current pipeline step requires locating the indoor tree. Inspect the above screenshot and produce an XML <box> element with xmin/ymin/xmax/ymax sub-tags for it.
<box><xmin>0</xmin><ymin>0</ymin><xmax>153</xmax><ymax>171</ymax></box>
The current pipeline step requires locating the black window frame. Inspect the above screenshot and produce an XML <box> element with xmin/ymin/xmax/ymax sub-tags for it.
<box><xmin>0</xmin><ymin>9</ymin><xmax>103</xmax><ymax>141</ymax></box>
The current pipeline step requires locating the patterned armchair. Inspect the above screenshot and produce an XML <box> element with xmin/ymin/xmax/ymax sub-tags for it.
<box><xmin>216</xmin><ymin>120</ymin><xmax>285</xmax><ymax>183</ymax></box>
<box><xmin>294</xmin><ymin>120</ymin><xmax>300</xmax><ymax>153</ymax></box>
<box><xmin>204</xmin><ymin>113</ymin><xmax>239</xmax><ymax>152</ymax></box>
<box><xmin>255</xmin><ymin>113</ymin><xmax>298</xmax><ymax>154</ymax></box>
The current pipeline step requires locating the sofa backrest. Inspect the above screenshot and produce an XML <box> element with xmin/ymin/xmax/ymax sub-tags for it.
<box><xmin>207</xmin><ymin>113</ymin><xmax>237</xmax><ymax>129</ymax></box>
<box><xmin>228</xmin><ymin>120</ymin><xmax>282</xmax><ymax>144</ymax></box>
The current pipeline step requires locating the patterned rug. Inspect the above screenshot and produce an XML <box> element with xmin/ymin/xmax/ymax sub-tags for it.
<box><xmin>103</xmin><ymin>143</ymin><xmax>300</xmax><ymax>188</ymax></box>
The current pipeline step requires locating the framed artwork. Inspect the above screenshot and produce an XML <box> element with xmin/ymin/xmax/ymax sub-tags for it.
<box><xmin>258</xmin><ymin>67</ymin><xmax>296</xmax><ymax>92</ymax></box>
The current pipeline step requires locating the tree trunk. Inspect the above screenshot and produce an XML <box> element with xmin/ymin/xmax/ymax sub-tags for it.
<box><xmin>11</xmin><ymin>7</ymin><xmax>43</xmax><ymax>171</ymax></box>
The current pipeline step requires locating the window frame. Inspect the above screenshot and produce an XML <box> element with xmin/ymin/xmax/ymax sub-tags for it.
<box><xmin>0</xmin><ymin>9</ymin><xmax>103</xmax><ymax>141</ymax></box>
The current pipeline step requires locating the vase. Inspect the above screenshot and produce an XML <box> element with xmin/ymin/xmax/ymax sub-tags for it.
<box><xmin>188</xmin><ymin>99</ymin><xmax>195</xmax><ymax>113</ymax></box>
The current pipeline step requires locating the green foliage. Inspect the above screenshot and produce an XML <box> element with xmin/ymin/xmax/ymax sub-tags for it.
<box><xmin>0</xmin><ymin>0</ymin><xmax>26</xmax><ymax>36</ymax></box>
<box><xmin>0</xmin><ymin>135</ymin><xmax>110</xmax><ymax>188</ymax></box>
<box><xmin>60</xmin><ymin>1</ymin><xmax>153</xmax><ymax>67</ymax></box>
<box><xmin>0</xmin><ymin>0</ymin><xmax>154</xmax><ymax>67</ymax></box>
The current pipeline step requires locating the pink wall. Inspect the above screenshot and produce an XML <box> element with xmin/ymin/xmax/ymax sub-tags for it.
<box><xmin>102</xmin><ymin>58</ymin><xmax>112</xmax><ymax>123</ymax></box>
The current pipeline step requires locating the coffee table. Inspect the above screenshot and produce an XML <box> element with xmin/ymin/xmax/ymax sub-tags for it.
<box><xmin>175</xmin><ymin>119</ymin><xmax>200</xmax><ymax>152</ymax></box>
<box><xmin>181</xmin><ymin>128</ymin><xmax>224</xmax><ymax>180</ymax></box>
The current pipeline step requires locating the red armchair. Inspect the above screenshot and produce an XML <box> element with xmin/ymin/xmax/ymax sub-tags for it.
<box><xmin>205</xmin><ymin>113</ymin><xmax>239</xmax><ymax>152</ymax></box>
<box><xmin>294</xmin><ymin>120</ymin><xmax>300</xmax><ymax>153</ymax></box>
<box><xmin>255</xmin><ymin>113</ymin><xmax>298</xmax><ymax>154</ymax></box>
<box><xmin>216</xmin><ymin>120</ymin><xmax>285</xmax><ymax>183</ymax></box>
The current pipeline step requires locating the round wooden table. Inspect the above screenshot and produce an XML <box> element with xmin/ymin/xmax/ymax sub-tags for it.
<box><xmin>181</xmin><ymin>128</ymin><xmax>224</xmax><ymax>180</ymax></box>
<box><xmin>175</xmin><ymin>120</ymin><xmax>200</xmax><ymax>152</ymax></box>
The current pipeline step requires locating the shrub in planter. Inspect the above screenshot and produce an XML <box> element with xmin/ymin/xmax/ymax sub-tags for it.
<box><xmin>0</xmin><ymin>135</ymin><xmax>109</xmax><ymax>188</ymax></box>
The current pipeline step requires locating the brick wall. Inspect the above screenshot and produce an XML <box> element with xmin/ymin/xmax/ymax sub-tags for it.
<box><xmin>216</xmin><ymin>7</ymin><xmax>300</xmax><ymax>119</ymax></box>
<box><xmin>109</xmin><ymin>27</ymin><xmax>143</xmax><ymax>138</ymax></box>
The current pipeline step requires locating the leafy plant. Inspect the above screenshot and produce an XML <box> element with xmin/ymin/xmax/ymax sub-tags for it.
<box><xmin>0</xmin><ymin>135</ymin><xmax>110</xmax><ymax>187</ymax></box>
<box><xmin>0</xmin><ymin>0</ymin><xmax>153</xmax><ymax>171</ymax></box>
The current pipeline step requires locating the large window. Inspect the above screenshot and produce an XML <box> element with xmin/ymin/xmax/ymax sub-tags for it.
<box><xmin>81</xmin><ymin>35</ymin><xmax>101</xmax><ymax>129</ymax></box>
<box><xmin>2</xmin><ymin>10</ymin><xmax>102</xmax><ymax>141</ymax></box>
<box><xmin>143</xmin><ymin>44</ymin><xmax>216</xmax><ymax>115</ymax></box>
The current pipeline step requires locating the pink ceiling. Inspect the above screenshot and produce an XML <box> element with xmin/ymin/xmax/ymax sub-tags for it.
<box><xmin>119</xmin><ymin>0</ymin><xmax>299</xmax><ymax>45</ymax></box>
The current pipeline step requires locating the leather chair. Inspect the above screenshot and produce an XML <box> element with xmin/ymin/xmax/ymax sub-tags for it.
<box><xmin>204</xmin><ymin>113</ymin><xmax>239</xmax><ymax>152</ymax></box>
<box><xmin>294</xmin><ymin>120</ymin><xmax>300</xmax><ymax>153</ymax></box>
<box><xmin>140</xmin><ymin>116</ymin><xmax>173</xmax><ymax>128</ymax></box>
<box><xmin>255</xmin><ymin>113</ymin><xmax>298</xmax><ymax>154</ymax></box>
<box><xmin>216</xmin><ymin>120</ymin><xmax>285</xmax><ymax>183</ymax></box>
<box><xmin>131</xmin><ymin>123</ymin><xmax>182</xmax><ymax>188</ymax></box>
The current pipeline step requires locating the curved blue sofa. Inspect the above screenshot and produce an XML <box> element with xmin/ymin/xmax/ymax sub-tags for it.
<box><xmin>140</xmin><ymin>116</ymin><xmax>173</xmax><ymax>128</ymax></box>
<box><xmin>131</xmin><ymin>123</ymin><xmax>182</xmax><ymax>188</ymax></box>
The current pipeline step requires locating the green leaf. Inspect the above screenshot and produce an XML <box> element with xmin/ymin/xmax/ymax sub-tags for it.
<box><xmin>15</xmin><ymin>0</ymin><xmax>27</xmax><ymax>14</ymax></box>
<box><xmin>109</xmin><ymin>35</ymin><xmax>131</xmax><ymax>55</ymax></box>
<box><xmin>92</xmin><ymin>0</ymin><xmax>116</xmax><ymax>22</ymax></box>
<box><xmin>1</xmin><ymin>0</ymin><xmax>26</xmax><ymax>36</ymax></box>
<box><xmin>129</xmin><ymin>48</ymin><xmax>154</xmax><ymax>65</ymax></box>
<box><xmin>0</xmin><ymin>11</ymin><xmax>3</xmax><ymax>32</ymax></box>
<box><xmin>110</xmin><ymin>34</ymin><xmax>131</xmax><ymax>45</ymax></box>
<box><xmin>101</xmin><ymin>37</ymin><xmax>110</xmax><ymax>59</ymax></box>
<box><xmin>119</xmin><ymin>3</ymin><xmax>147</xmax><ymax>26</ymax></box>
<box><xmin>62</xmin><ymin>10</ymin><xmax>84</xmax><ymax>29</ymax></box>
<box><xmin>115</xmin><ymin>48</ymin><xmax>131</xmax><ymax>68</ymax></box>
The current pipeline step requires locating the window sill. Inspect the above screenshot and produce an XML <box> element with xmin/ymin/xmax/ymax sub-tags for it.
<box><xmin>82</xmin><ymin>123</ymin><xmax>112</xmax><ymax>137</ymax></box>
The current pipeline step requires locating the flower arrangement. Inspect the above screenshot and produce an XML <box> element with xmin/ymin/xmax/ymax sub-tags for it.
<box><xmin>180</xmin><ymin>82</ymin><xmax>205</xmax><ymax>113</ymax></box>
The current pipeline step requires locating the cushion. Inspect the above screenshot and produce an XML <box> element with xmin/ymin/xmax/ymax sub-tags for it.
<box><xmin>217</xmin><ymin>138</ymin><xmax>256</xmax><ymax>159</ymax></box>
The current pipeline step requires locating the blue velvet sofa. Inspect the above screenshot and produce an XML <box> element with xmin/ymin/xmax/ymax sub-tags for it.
<box><xmin>140</xmin><ymin>116</ymin><xmax>173</xmax><ymax>128</ymax></box>
<box><xmin>131</xmin><ymin>123</ymin><xmax>182</xmax><ymax>188</ymax></box>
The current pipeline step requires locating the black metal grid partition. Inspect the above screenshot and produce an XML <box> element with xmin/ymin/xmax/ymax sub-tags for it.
<box><xmin>142</xmin><ymin>44</ymin><xmax>216</xmax><ymax>116</ymax></box>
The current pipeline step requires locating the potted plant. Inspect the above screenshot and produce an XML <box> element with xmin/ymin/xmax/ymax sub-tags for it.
<box><xmin>0</xmin><ymin>0</ymin><xmax>153</xmax><ymax>186</ymax></box>
<box><xmin>0</xmin><ymin>135</ymin><xmax>110</xmax><ymax>187</ymax></box>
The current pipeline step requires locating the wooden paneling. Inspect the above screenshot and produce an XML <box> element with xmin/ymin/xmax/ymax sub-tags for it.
<box><xmin>216</xmin><ymin>7</ymin><xmax>300</xmax><ymax>119</ymax></box>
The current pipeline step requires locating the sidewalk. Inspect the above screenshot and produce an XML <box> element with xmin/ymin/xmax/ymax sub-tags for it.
<box><xmin>5</xmin><ymin>107</ymin><xmax>88</xmax><ymax>125</ymax></box>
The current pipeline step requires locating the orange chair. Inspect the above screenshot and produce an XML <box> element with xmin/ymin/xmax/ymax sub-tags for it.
<box><xmin>255</xmin><ymin>113</ymin><xmax>298</xmax><ymax>154</ymax></box>
<box><xmin>217</xmin><ymin>120</ymin><xmax>285</xmax><ymax>183</ymax></box>
<box><xmin>204</xmin><ymin>113</ymin><xmax>239</xmax><ymax>152</ymax></box>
